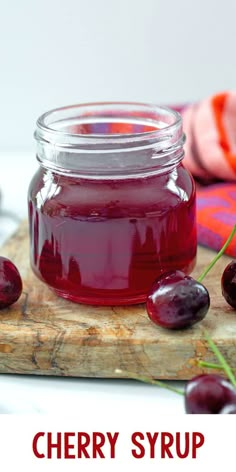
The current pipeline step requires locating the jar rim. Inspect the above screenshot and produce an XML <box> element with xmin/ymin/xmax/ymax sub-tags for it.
<box><xmin>35</xmin><ymin>101</ymin><xmax>182</xmax><ymax>147</ymax></box>
<box><xmin>34</xmin><ymin>102</ymin><xmax>184</xmax><ymax>178</ymax></box>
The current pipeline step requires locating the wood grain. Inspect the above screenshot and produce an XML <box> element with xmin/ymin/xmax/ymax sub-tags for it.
<box><xmin>0</xmin><ymin>220</ymin><xmax>235</xmax><ymax>379</ymax></box>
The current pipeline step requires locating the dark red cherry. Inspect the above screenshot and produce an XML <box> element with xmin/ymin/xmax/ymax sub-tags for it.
<box><xmin>185</xmin><ymin>374</ymin><xmax>236</xmax><ymax>414</ymax></box>
<box><xmin>146</xmin><ymin>270</ymin><xmax>210</xmax><ymax>329</ymax></box>
<box><xmin>0</xmin><ymin>257</ymin><xmax>22</xmax><ymax>309</ymax></box>
<box><xmin>221</xmin><ymin>261</ymin><xmax>236</xmax><ymax>308</ymax></box>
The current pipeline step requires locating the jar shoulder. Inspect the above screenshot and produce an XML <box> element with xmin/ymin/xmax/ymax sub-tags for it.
<box><xmin>28</xmin><ymin>165</ymin><xmax>195</xmax><ymax>216</ymax></box>
<box><xmin>28</xmin><ymin>168</ymin><xmax>44</xmax><ymax>199</ymax></box>
<box><xmin>176</xmin><ymin>164</ymin><xmax>195</xmax><ymax>197</ymax></box>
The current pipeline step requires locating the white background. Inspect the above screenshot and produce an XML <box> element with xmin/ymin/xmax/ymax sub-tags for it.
<box><xmin>0</xmin><ymin>1</ymin><xmax>235</xmax><ymax>414</ymax></box>
<box><xmin>1</xmin><ymin>0</ymin><xmax>236</xmax><ymax>151</ymax></box>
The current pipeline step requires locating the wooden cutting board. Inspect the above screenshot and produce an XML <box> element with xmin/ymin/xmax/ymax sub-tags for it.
<box><xmin>0</xmin><ymin>220</ymin><xmax>235</xmax><ymax>380</ymax></box>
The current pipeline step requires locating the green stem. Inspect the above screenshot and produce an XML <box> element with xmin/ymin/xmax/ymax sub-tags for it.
<box><xmin>196</xmin><ymin>225</ymin><xmax>236</xmax><ymax>386</ymax></box>
<box><xmin>197</xmin><ymin>224</ymin><xmax>236</xmax><ymax>283</ymax></box>
<box><xmin>198</xmin><ymin>360</ymin><xmax>222</xmax><ymax>370</ymax></box>
<box><xmin>204</xmin><ymin>332</ymin><xmax>236</xmax><ymax>387</ymax></box>
<box><xmin>115</xmin><ymin>369</ymin><xmax>184</xmax><ymax>396</ymax></box>
<box><xmin>116</xmin><ymin>227</ymin><xmax>236</xmax><ymax>395</ymax></box>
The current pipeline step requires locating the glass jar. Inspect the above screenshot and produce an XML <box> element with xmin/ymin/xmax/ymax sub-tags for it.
<box><xmin>28</xmin><ymin>102</ymin><xmax>196</xmax><ymax>306</ymax></box>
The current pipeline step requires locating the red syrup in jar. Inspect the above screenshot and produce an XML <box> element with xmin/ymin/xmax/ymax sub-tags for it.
<box><xmin>30</xmin><ymin>103</ymin><xmax>197</xmax><ymax>305</ymax></box>
<box><xmin>29</xmin><ymin>165</ymin><xmax>196</xmax><ymax>305</ymax></box>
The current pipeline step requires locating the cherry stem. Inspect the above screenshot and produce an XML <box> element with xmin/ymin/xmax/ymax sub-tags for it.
<box><xmin>196</xmin><ymin>225</ymin><xmax>236</xmax><ymax>386</ymax></box>
<box><xmin>204</xmin><ymin>332</ymin><xmax>236</xmax><ymax>387</ymax></box>
<box><xmin>115</xmin><ymin>226</ymin><xmax>236</xmax><ymax>396</ymax></box>
<box><xmin>115</xmin><ymin>369</ymin><xmax>184</xmax><ymax>396</ymax></box>
<box><xmin>198</xmin><ymin>360</ymin><xmax>222</xmax><ymax>370</ymax></box>
<box><xmin>197</xmin><ymin>224</ymin><xmax>236</xmax><ymax>283</ymax></box>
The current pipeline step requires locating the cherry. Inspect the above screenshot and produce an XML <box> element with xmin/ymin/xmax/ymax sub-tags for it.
<box><xmin>0</xmin><ymin>257</ymin><xmax>22</xmax><ymax>309</ymax></box>
<box><xmin>146</xmin><ymin>270</ymin><xmax>210</xmax><ymax>329</ymax></box>
<box><xmin>219</xmin><ymin>403</ymin><xmax>236</xmax><ymax>414</ymax></box>
<box><xmin>185</xmin><ymin>374</ymin><xmax>236</xmax><ymax>414</ymax></box>
<box><xmin>221</xmin><ymin>261</ymin><xmax>236</xmax><ymax>308</ymax></box>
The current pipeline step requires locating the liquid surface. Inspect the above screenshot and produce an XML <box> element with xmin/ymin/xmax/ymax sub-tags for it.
<box><xmin>28</xmin><ymin>165</ymin><xmax>196</xmax><ymax>305</ymax></box>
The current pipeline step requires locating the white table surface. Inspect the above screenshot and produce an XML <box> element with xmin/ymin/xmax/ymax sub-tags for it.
<box><xmin>0</xmin><ymin>152</ymin><xmax>185</xmax><ymax>414</ymax></box>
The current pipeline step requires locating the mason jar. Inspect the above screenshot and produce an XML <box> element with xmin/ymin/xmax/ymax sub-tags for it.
<box><xmin>28</xmin><ymin>102</ymin><xmax>196</xmax><ymax>305</ymax></box>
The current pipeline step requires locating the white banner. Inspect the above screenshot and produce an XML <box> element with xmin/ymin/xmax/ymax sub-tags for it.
<box><xmin>0</xmin><ymin>405</ymin><xmax>234</xmax><ymax>471</ymax></box>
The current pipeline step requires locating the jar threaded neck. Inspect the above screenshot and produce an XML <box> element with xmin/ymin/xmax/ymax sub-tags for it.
<box><xmin>35</xmin><ymin>102</ymin><xmax>185</xmax><ymax>178</ymax></box>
